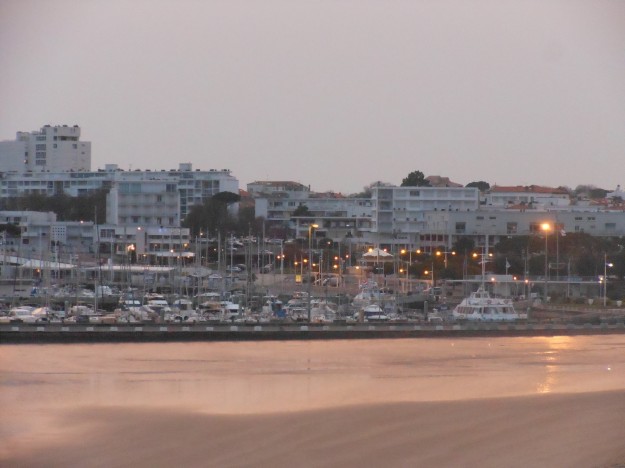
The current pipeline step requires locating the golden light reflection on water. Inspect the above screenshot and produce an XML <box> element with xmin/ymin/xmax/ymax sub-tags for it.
<box><xmin>536</xmin><ymin>365</ymin><xmax>557</xmax><ymax>394</ymax></box>
<box><xmin>533</xmin><ymin>336</ymin><xmax>575</xmax><ymax>394</ymax></box>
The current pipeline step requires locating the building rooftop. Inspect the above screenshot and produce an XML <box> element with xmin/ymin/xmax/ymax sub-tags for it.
<box><xmin>490</xmin><ymin>185</ymin><xmax>569</xmax><ymax>195</ymax></box>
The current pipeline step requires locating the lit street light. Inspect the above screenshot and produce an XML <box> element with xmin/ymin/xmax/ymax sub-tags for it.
<box><xmin>541</xmin><ymin>222</ymin><xmax>552</xmax><ymax>302</ymax></box>
<box><xmin>424</xmin><ymin>263</ymin><xmax>434</xmax><ymax>287</ymax></box>
<box><xmin>435</xmin><ymin>249</ymin><xmax>456</xmax><ymax>269</ymax></box>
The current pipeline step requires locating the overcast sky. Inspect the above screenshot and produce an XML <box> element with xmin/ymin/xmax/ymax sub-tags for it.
<box><xmin>1</xmin><ymin>0</ymin><xmax>624</xmax><ymax>194</ymax></box>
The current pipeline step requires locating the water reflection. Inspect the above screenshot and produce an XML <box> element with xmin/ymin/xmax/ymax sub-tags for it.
<box><xmin>1</xmin><ymin>337</ymin><xmax>624</xmax><ymax>414</ymax></box>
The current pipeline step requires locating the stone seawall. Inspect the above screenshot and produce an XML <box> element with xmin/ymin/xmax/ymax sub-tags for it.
<box><xmin>2</xmin><ymin>322</ymin><xmax>624</xmax><ymax>344</ymax></box>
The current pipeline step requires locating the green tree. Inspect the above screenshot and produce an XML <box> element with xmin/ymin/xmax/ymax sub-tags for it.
<box><xmin>465</xmin><ymin>181</ymin><xmax>490</xmax><ymax>192</ymax></box>
<box><xmin>183</xmin><ymin>192</ymin><xmax>239</xmax><ymax>236</ymax></box>
<box><xmin>0</xmin><ymin>190</ymin><xmax>107</xmax><ymax>222</ymax></box>
<box><xmin>292</xmin><ymin>204</ymin><xmax>311</xmax><ymax>217</ymax></box>
<box><xmin>400</xmin><ymin>171</ymin><xmax>430</xmax><ymax>187</ymax></box>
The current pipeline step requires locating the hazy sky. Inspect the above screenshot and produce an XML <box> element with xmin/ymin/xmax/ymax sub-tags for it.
<box><xmin>1</xmin><ymin>0</ymin><xmax>624</xmax><ymax>194</ymax></box>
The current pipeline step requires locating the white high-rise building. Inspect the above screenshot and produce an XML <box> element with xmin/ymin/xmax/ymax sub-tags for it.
<box><xmin>0</xmin><ymin>124</ymin><xmax>91</xmax><ymax>173</ymax></box>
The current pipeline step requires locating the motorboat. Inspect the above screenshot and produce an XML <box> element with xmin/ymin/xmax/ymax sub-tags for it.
<box><xmin>144</xmin><ymin>293</ymin><xmax>169</xmax><ymax>308</ymax></box>
<box><xmin>358</xmin><ymin>303</ymin><xmax>389</xmax><ymax>322</ymax></box>
<box><xmin>352</xmin><ymin>280</ymin><xmax>380</xmax><ymax>307</ymax></box>
<box><xmin>6</xmin><ymin>306</ymin><xmax>44</xmax><ymax>324</ymax></box>
<box><xmin>453</xmin><ymin>238</ymin><xmax>527</xmax><ymax>322</ymax></box>
<box><xmin>452</xmin><ymin>288</ymin><xmax>527</xmax><ymax>321</ymax></box>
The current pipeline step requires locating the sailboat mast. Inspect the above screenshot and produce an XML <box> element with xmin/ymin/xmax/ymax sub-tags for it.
<box><xmin>481</xmin><ymin>235</ymin><xmax>488</xmax><ymax>290</ymax></box>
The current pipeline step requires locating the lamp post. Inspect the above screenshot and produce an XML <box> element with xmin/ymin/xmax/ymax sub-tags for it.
<box><xmin>435</xmin><ymin>249</ymin><xmax>456</xmax><ymax>269</ymax></box>
<box><xmin>604</xmin><ymin>253</ymin><xmax>613</xmax><ymax>307</ymax></box>
<box><xmin>424</xmin><ymin>262</ymin><xmax>434</xmax><ymax>287</ymax></box>
<box><xmin>307</xmin><ymin>223</ymin><xmax>318</xmax><ymax>322</ymax></box>
<box><xmin>541</xmin><ymin>222</ymin><xmax>552</xmax><ymax>302</ymax></box>
<box><xmin>400</xmin><ymin>248</ymin><xmax>410</xmax><ymax>292</ymax></box>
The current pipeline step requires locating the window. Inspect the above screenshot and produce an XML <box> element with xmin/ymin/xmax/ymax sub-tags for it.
<box><xmin>35</xmin><ymin>144</ymin><xmax>46</xmax><ymax>150</ymax></box>
<box><xmin>73</xmin><ymin>144</ymin><xmax>77</xmax><ymax>149</ymax></box>
<box><xmin>409</xmin><ymin>190</ymin><xmax>420</xmax><ymax>197</ymax></box>
<box><xmin>605</xmin><ymin>223</ymin><xmax>616</xmax><ymax>231</ymax></box>
<box><xmin>507</xmin><ymin>222</ymin><xmax>517</xmax><ymax>234</ymax></box>
<box><xmin>455</xmin><ymin>222</ymin><xmax>466</xmax><ymax>234</ymax></box>
<box><xmin>119</xmin><ymin>183</ymin><xmax>141</xmax><ymax>194</ymax></box>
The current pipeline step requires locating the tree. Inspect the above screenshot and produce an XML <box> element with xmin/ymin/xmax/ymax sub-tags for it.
<box><xmin>349</xmin><ymin>181</ymin><xmax>393</xmax><ymax>198</ymax></box>
<box><xmin>212</xmin><ymin>191</ymin><xmax>241</xmax><ymax>204</ymax></box>
<box><xmin>400</xmin><ymin>171</ymin><xmax>430</xmax><ymax>187</ymax></box>
<box><xmin>292</xmin><ymin>204</ymin><xmax>311</xmax><ymax>217</ymax></box>
<box><xmin>466</xmin><ymin>181</ymin><xmax>490</xmax><ymax>192</ymax></box>
<box><xmin>0</xmin><ymin>223</ymin><xmax>21</xmax><ymax>237</ymax></box>
<box><xmin>182</xmin><ymin>192</ymin><xmax>239</xmax><ymax>236</ymax></box>
<box><xmin>0</xmin><ymin>189</ymin><xmax>107</xmax><ymax>222</ymax></box>
<box><xmin>452</xmin><ymin>237</ymin><xmax>475</xmax><ymax>254</ymax></box>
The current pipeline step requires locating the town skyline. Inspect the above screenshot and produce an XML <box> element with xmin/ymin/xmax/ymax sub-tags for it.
<box><xmin>2</xmin><ymin>1</ymin><xmax>625</xmax><ymax>194</ymax></box>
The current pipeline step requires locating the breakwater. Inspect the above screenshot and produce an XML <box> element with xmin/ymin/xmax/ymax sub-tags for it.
<box><xmin>2</xmin><ymin>321</ymin><xmax>625</xmax><ymax>344</ymax></box>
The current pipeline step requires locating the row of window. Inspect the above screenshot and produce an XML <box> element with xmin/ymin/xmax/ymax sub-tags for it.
<box><xmin>118</xmin><ymin>217</ymin><xmax>176</xmax><ymax>225</ymax></box>
<box><xmin>452</xmin><ymin>221</ymin><xmax>618</xmax><ymax>234</ymax></box>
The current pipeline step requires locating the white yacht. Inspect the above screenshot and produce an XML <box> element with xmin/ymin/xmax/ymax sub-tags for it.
<box><xmin>453</xmin><ymin>238</ymin><xmax>527</xmax><ymax>322</ymax></box>
<box><xmin>452</xmin><ymin>288</ymin><xmax>527</xmax><ymax>322</ymax></box>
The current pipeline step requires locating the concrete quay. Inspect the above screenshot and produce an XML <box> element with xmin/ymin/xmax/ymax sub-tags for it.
<box><xmin>2</xmin><ymin>321</ymin><xmax>625</xmax><ymax>344</ymax></box>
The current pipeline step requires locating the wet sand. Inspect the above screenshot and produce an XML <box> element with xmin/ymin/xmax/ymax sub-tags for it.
<box><xmin>2</xmin><ymin>337</ymin><xmax>625</xmax><ymax>467</ymax></box>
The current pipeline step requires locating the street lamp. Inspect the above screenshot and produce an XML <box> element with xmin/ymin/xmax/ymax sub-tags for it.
<box><xmin>307</xmin><ymin>223</ymin><xmax>318</xmax><ymax>322</ymax></box>
<box><xmin>435</xmin><ymin>249</ymin><xmax>456</xmax><ymax>269</ymax></box>
<box><xmin>424</xmin><ymin>264</ymin><xmax>434</xmax><ymax>287</ymax></box>
<box><xmin>604</xmin><ymin>253</ymin><xmax>614</xmax><ymax>307</ymax></box>
<box><xmin>541</xmin><ymin>222</ymin><xmax>552</xmax><ymax>302</ymax></box>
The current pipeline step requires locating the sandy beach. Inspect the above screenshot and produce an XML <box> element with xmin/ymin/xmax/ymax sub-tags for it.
<box><xmin>2</xmin><ymin>337</ymin><xmax>625</xmax><ymax>467</ymax></box>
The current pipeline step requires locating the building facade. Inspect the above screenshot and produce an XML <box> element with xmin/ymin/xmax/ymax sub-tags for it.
<box><xmin>485</xmin><ymin>185</ymin><xmax>571</xmax><ymax>208</ymax></box>
<box><xmin>370</xmin><ymin>185</ymin><xmax>480</xmax><ymax>247</ymax></box>
<box><xmin>0</xmin><ymin>125</ymin><xmax>91</xmax><ymax>173</ymax></box>
<box><xmin>421</xmin><ymin>207</ymin><xmax>625</xmax><ymax>251</ymax></box>
<box><xmin>0</xmin><ymin>163</ymin><xmax>239</xmax><ymax>224</ymax></box>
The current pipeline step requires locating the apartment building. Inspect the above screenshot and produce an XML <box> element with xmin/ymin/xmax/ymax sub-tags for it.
<box><xmin>0</xmin><ymin>125</ymin><xmax>91</xmax><ymax>173</ymax></box>
<box><xmin>485</xmin><ymin>185</ymin><xmax>571</xmax><ymax>208</ymax></box>
<box><xmin>0</xmin><ymin>162</ymin><xmax>239</xmax><ymax>224</ymax></box>
<box><xmin>421</xmin><ymin>207</ymin><xmax>625</xmax><ymax>251</ymax></box>
<box><xmin>370</xmin><ymin>185</ymin><xmax>480</xmax><ymax>247</ymax></box>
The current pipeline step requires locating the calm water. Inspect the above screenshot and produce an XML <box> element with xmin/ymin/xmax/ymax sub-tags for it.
<box><xmin>2</xmin><ymin>336</ymin><xmax>625</xmax><ymax>465</ymax></box>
